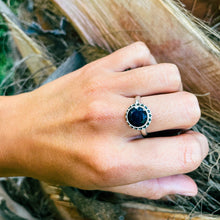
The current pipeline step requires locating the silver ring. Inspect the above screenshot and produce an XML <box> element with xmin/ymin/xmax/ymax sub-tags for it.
<box><xmin>125</xmin><ymin>96</ymin><xmax>152</xmax><ymax>137</ymax></box>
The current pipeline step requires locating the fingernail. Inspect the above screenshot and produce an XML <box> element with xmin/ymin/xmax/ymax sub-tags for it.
<box><xmin>174</xmin><ymin>185</ymin><xmax>197</xmax><ymax>197</ymax></box>
<box><xmin>178</xmin><ymin>191</ymin><xmax>197</xmax><ymax>196</ymax></box>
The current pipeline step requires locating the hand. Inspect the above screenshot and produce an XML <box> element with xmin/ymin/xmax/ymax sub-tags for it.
<box><xmin>1</xmin><ymin>42</ymin><xmax>209</xmax><ymax>199</ymax></box>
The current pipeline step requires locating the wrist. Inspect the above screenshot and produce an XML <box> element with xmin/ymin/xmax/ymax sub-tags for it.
<box><xmin>0</xmin><ymin>94</ymin><xmax>30</xmax><ymax>177</ymax></box>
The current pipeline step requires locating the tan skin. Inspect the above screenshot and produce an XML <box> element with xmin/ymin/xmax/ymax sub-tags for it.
<box><xmin>0</xmin><ymin>42</ymin><xmax>208</xmax><ymax>199</ymax></box>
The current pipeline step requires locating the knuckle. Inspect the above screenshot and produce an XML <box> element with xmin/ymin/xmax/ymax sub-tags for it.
<box><xmin>85</xmin><ymin>76</ymin><xmax>106</xmax><ymax>95</ymax></box>
<box><xmin>82</xmin><ymin>61</ymin><xmax>100</xmax><ymax>75</ymax></box>
<box><xmin>181</xmin><ymin>92</ymin><xmax>201</xmax><ymax>127</ymax></box>
<box><xmin>80</xmin><ymin>64</ymin><xmax>93</xmax><ymax>77</ymax></box>
<box><xmin>155</xmin><ymin>63</ymin><xmax>182</xmax><ymax>91</ymax></box>
<box><xmin>158</xmin><ymin>63</ymin><xmax>181</xmax><ymax>90</ymax></box>
<box><xmin>91</xmin><ymin>153</ymin><xmax>118</xmax><ymax>187</ymax></box>
<box><xmin>132</xmin><ymin>41</ymin><xmax>150</xmax><ymax>55</ymax></box>
<box><xmin>87</xmin><ymin>100</ymin><xmax>106</xmax><ymax>121</ymax></box>
<box><xmin>129</xmin><ymin>41</ymin><xmax>151</xmax><ymax>67</ymax></box>
<box><xmin>166</xmin><ymin>64</ymin><xmax>182</xmax><ymax>89</ymax></box>
<box><xmin>179</xmin><ymin>134</ymin><xmax>203</xmax><ymax>172</ymax></box>
<box><xmin>86</xmin><ymin>99</ymin><xmax>116</xmax><ymax>125</ymax></box>
<box><xmin>167</xmin><ymin>63</ymin><xmax>179</xmax><ymax>73</ymax></box>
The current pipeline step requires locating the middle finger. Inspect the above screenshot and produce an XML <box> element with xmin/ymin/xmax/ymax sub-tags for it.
<box><xmin>112</xmin><ymin>63</ymin><xmax>183</xmax><ymax>97</ymax></box>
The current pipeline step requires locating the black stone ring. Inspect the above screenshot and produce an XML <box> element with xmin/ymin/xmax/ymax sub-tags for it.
<box><xmin>125</xmin><ymin>96</ymin><xmax>152</xmax><ymax>137</ymax></box>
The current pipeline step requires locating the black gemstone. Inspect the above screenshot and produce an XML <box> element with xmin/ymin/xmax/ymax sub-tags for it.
<box><xmin>128</xmin><ymin>107</ymin><xmax>148</xmax><ymax>127</ymax></box>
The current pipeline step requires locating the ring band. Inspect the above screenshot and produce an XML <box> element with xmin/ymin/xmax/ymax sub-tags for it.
<box><xmin>125</xmin><ymin>96</ymin><xmax>152</xmax><ymax>137</ymax></box>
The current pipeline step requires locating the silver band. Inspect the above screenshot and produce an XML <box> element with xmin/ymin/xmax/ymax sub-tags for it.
<box><xmin>135</xmin><ymin>95</ymin><xmax>141</xmax><ymax>104</ymax></box>
<box><xmin>140</xmin><ymin>127</ymin><xmax>148</xmax><ymax>137</ymax></box>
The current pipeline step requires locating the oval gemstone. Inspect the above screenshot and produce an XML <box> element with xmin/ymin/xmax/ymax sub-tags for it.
<box><xmin>128</xmin><ymin>107</ymin><xmax>148</xmax><ymax>127</ymax></box>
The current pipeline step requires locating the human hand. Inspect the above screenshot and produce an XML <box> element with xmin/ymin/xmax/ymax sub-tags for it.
<box><xmin>2</xmin><ymin>42</ymin><xmax>209</xmax><ymax>199</ymax></box>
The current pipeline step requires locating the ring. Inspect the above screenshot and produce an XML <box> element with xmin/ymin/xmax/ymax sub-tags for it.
<box><xmin>125</xmin><ymin>96</ymin><xmax>152</xmax><ymax>137</ymax></box>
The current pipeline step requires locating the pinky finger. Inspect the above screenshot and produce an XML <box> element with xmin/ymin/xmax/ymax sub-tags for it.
<box><xmin>102</xmin><ymin>175</ymin><xmax>197</xmax><ymax>200</ymax></box>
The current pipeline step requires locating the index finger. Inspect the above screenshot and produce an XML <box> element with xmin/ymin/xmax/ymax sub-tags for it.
<box><xmin>98</xmin><ymin>42</ymin><xmax>157</xmax><ymax>71</ymax></box>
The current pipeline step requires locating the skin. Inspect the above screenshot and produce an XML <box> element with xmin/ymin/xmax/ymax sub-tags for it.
<box><xmin>0</xmin><ymin>42</ymin><xmax>209</xmax><ymax>199</ymax></box>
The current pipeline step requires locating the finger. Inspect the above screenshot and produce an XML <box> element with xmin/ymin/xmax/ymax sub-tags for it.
<box><xmin>100</xmin><ymin>131</ymin><xmax>208</xmax><ymax>187</ymax></box>
<box><xmin>98</xmin><ymin>42</ymin><xmax>157</xmax><ymax>72</ymax></box>
<box><xmin>115</xmin><ymin>92</ymin><xmax>200</xmax><ymax>137</ymax></box>
<box><xmin>103</xmin><ymin>175</ymin><xmax>197</xmax><ymax>199</ymax></box>
<box><xmin>113</xmin><ymin>63</ymin><xmax>182</xmax><ymax>96</ymax></box>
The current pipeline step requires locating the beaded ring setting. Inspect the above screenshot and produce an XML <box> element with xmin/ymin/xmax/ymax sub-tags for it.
<box><xmin>125</xmin><ymin>96</ymin><xmax>152</xmax><ymax>137</ymax></box>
